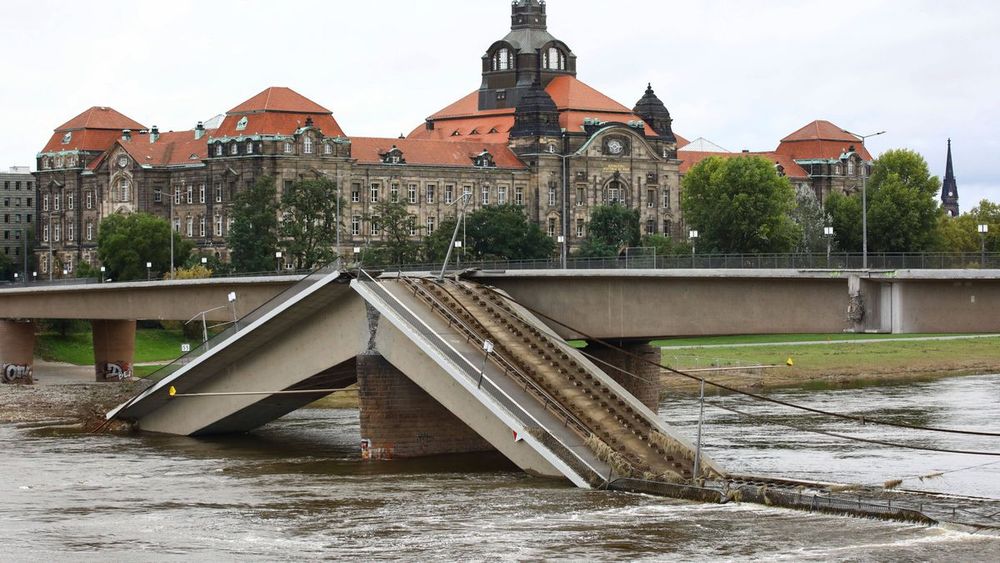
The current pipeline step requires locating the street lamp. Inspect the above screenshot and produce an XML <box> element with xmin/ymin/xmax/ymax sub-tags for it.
<box><xmin>146</xmin><ymin>261</ymin><xmax>152</xmax><ymax>281</ymax></box>
<box><xmin>521</xmin><ymin>136</ymin><xmax>576</xmax><ymax>271</ymax></box>
<box><xmin>842</xmin><ymin>129</ymin><xmax>886</xmax><ymax>269</ymax></box>
<box><xmin>454</xmin><ymin>240</ymin><xmax>463</xmax><ymax>269</ymax></box>
<box><xmin>979</xmin><ymin>224</ymin><xmax>989</xmax><ymax>267</ymax></box>
<box><xmin>557</xmin><ymin>236</ymin><xmax>566</xmax><ymax>268</ymax></box>
<box><xmin>100</xmin><ymin>265</ymin><xmax>106</xmax><ymax>283</ymax></box>
<box><xmin>689</xmin><ymin>230</ymin><xmax>699</xmax><ymax>268</ymax></box>
<box><xmin>32</xmin><ymin>271</ymin><xmax>37</xmax><ymax>282</ymax></box>
<box><xmin>824</xmin><ymin>226</ymin><xmax>834</xmax><ymax>264</ymax></box>
<box><xmin>275</xmin><ymin>251</ymin><xmax>283</xmax><ymax>273</ymax></box>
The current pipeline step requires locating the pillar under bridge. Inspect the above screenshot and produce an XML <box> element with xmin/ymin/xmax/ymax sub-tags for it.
<box><xmin>0</xmin><ymin>320</ymin><xmax>35</xmax><ymax>385</ymax></box>
<box><xmin>91</xmin><ymin>320</ymin><xmax>136</xmax><ymax>382</ymax></box>
<box><xmin>585</xmin><ymin>340</ymin><xmax>663</xmax><ymax>412</ymax></box>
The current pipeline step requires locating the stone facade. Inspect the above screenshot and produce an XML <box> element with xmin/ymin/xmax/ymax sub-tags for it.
<box><xmin>1</xmin><ymin>167</ymin><xmax>35</xmax><ymax>277</ymax></box>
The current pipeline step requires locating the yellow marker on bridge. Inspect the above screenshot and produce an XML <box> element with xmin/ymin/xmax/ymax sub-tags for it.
<box><xmin>786</xmin><ymin>357</ymin><xmax>795</xmax><ymax>366</ymax></box>
<box><xmin>169</xmin><ymin>386</ymin><xmax>177</xmax><ymax>397</ymax></box>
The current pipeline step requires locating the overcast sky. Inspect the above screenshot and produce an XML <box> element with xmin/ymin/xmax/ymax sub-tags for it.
<box><xmin>2</xmin><ymin>0</ymin><xmax>997</xmax><ymax>210</ymax></box>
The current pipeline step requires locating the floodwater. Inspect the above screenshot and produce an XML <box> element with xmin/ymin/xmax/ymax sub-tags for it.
<box><xmin>2</xmin><ymin>375</ymin><xmax>1000</xmax><ymax>561</ymax></box>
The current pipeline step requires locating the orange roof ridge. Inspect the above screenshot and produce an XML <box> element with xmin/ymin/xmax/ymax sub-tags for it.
<box><xmin>228</xmin><ymin>86</ymin><xmax>332</xmax><ymax>115</ymax></box>
<box><xmin>54</xmin><ymin>106</ymin><xmax>146</xmax><ymax>132</ymax></box>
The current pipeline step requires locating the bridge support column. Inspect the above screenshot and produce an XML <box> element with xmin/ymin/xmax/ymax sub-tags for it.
<box><xmin>587</xmin><ymin>341</ymin><xmax>662</xmax><ymax>413</ymax></box>
<box><xmin>0</xmin><ymin>320</ymin><xmax>36</xmax><ymax>385</ymax></box>
<box><xmin>356</xmin><ymin>353</ymin><xmax>493</xmax><ymax>459</ymax></box>
<box><xmin>91</xmin><ymin>320</ymin><xmax>136</xmax><ymax>382</ymax></box>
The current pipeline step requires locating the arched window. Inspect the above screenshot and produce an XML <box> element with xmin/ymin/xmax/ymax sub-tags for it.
<box><xmin>608</xmin><ymin>181</ymin><xmax>623</xmax><ymax>204</ymax></box>
<box><xmin>119</xmin><ymin>179</ymin><xmax>130</xmax><ymax>202</ymax></box>
<box><xmin>303</xmin><ymin>137</ymin><xmax>313</xmax><ymax>154</ymax></box>
<box><xmin>246</xmin><ymin>141</ymin><xmax>254</xmax><ymax>155</ymax></box>
<box><xmin>847</xmin><ymin>159</ymin><xmax>855</xmax><ymax>176</ymax></box>
<box><xmin>493</xmin><ymin>48</ymin><xmax>511</xmax><ymax>71</ymax></box>
<box><xmin>544</xmin><ymin>47</ymin><xmax>565</xmax><ymax>70</ymax></box>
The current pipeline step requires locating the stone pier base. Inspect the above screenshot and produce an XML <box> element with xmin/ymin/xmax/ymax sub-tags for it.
<box><xmin>91</xmin><ymin>320</ymin><xmax>136</xmax><ymax>382</ymax></box>
<box><xmin>0</xmin><ymin>320</ymin><xmax>35</xmax><ymax>385</ymax></box>
<box><xmin>356</xmin><ymin>353</ymin><xmax>493</xmax><ymax>459</ymax></box>
<box><xmin>587</xmin><ymin>340</ymin><xmax>663</xmax><ymax>413</ymax></box>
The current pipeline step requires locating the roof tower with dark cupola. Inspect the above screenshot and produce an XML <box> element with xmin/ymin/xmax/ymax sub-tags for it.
<box><xmin>633</xmin><ymin>84</ymin><xmax>676</xmax><ymax>144</ymax></box>
<box><xmin>941</xmin><ymin>138</ymin><xmax>959</xmax><ymax>217</ymax></box>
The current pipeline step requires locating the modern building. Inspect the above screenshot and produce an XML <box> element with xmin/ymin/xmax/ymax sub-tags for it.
<box><xmin>32</xmin><ymin>0</ymin><xmax>879</xmax><ymax>276</ymax></box>
<box><xmin>2</xmin><ymin>166</ymin><xmax>34</xmax><ymax>278</ymax></box>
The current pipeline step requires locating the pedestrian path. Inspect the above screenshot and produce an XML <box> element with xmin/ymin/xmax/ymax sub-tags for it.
<box><xmin>660</xmin><ymin>334</ymin><xmax>1000</xmax><ymax>350</ymax></box>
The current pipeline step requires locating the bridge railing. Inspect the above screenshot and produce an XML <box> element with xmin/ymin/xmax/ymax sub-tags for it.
<box><xmin>134</xmin><ymin>260</ymin><xmax>343</xmax><ymax>388</ymax></box>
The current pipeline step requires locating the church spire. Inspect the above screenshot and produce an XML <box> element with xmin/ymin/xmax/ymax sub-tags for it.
<box><xmin>942</xmin><ymin>138</ymin><xmax>959</xmax><ymax>217</ymax></box>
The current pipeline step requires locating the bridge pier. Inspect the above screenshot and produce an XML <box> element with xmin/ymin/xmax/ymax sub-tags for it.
<box><xmin>91</xmin><ymin>320</ymin><xmax>136</xmax><ymax>382</ymax></box>
<box><xmin>356</xmin><ymin>353</ymin><xmax>494</xmax><ymax>459</ymax></box>
<box><xmin>0</xmin><ymin>320</ymin><xmax>36</xmax><ymax>385</ymax></box>
<box><xmin>586</xmin><ymin>341</ymin><xmax>662</xmax><ymax>413</ymax></box>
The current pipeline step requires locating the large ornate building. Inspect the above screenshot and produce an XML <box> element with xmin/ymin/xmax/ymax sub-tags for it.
<box><xmin>33</xmin><ymin>0</ymin><xmax>879</xmax><ymax>276</ymax></box>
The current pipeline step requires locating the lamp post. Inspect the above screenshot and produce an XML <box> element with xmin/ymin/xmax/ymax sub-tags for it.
<box><xmin>146</xmin><ymin>261</ymin><xmax>152</xmax><ymax>281</ymax></box>
<box><xmin>521</xmin><ymin>137</ymin><xmax>576</xmax><ymax>270</ymax></box>
<box><xmin>842</xmin><ymin>129</ymin><xmax>886</xmax><ymax>269</ymax></box>
<box><xmin>557</xmin><ymin>235</ymin><xmax>566</xmax><ymax>268</ymax></box>
<box><xmin>454</xmin><ymin>240</ymin><xmax>463</xmax><ymax>269</ymax></box>
<box><xmin>438</xmin><ymin>192</ymin><xmax>472</xmax><ymax>280</ymax></box>
<box><xmin>275</xmin><ymin>251</ymin><xmax>282</xmax><ymax>273</ymax></box>
<box><xmin>824</xmin><ymin>226</ymin><xmax>834</xmax><ymax>265</ymax></box>
<box><xmin>100</xmin><ymin>266</ymin><xmax>106</xmax><ymax>284</ymax></box>
<box><xmin>689</xmin><ymin>230</ymin><xmax>699</xmax><ymax>268</ymax></box>
<box><xmin>979</xmin><ymin>224</ymin><xmax>989</xmax><ymax>267</ymax></box>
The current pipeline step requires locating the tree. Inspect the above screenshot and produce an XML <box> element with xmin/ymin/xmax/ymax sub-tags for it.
<box><xmin>0</xmin><ymin>252</ymin><xmax>11</xmax><ymax>280</ymax></box>
<box><xmin>280</xmin><ymin>178</ymin><xmax>342</xmax><ymax>270</ymax></box>
<box><xmin>97</xmin><ymin>213</ymin><xmax>191</xmax><ymax>281</ymax></box>
<box><xmin>576</xmin><ymin>204</ymin><xmax>640</xmax><ymax>258</ymax></box>
<box><xmin>640</xmin><ymin>234</ymin><xmax>691</xmax><ymax>257</ymax></box>
<box><xmin>826</xmin><ymin>149</ymin><xmax>942</xmax><ymax>253</ymax></box>
<box><xmin>423</xmin><ymin>204</ymin><xmax>553</xmax><ymax>263</ymax></box>
<box><xmin>681</xmin><ymin>155</ymin><xmax>801</xmax><ymax>253</ymax></box>
<box><xmin>228</xmin><ymin>176</ymin><xmax>279</xmax><ymax>273</ymax></box>
<box><xmin>790</xmin><ymin>185</ymin><xmax>831</xmax><ymax>253</ymax></box>
<box><xmin>934</xmin><ymin>200</ymin><xmax>1000</xmax><ymax>253</ymax></box>
<box><xmin>367</xmin><ymin>200</ymin><xmax>421</xmax><ymax>268</ymax></box>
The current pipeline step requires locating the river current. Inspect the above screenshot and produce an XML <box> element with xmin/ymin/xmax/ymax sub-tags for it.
<box><xmin>2</xmin><ymin>375</ymin><xmax>999</xmax><ymax>560</ymax></box>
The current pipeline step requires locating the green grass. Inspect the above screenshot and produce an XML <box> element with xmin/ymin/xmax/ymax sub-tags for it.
<box><xmin>652</xmin><ymin>333</ymin><xmax>978</xmax><ymax>348</ymax></box>
<box><xmin>36</xmin><ymin>329</ymin><xmax>191</xmax><ymax>365</ymax></box>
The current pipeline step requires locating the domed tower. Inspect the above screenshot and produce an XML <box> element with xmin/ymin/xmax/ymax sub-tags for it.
<box><xmin>479</xmin><ymin>0</ymin><xmax>576</xmax><ymax>111</ymax></box>
<box><xmin>510</xmin><ymin>71</ymin><xmax>561</xmax><ymax>140</ymax></box>
<box><xmin>633</xmin><ymin>83</ymin><xmax>678</xmax><ymax>157</ymax></box>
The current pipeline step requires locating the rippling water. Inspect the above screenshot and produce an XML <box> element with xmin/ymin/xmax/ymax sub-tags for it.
<box><xmin>2</xmin><ymin>375</ymin><xmax>999</xmax><ymax>560</ymax></box>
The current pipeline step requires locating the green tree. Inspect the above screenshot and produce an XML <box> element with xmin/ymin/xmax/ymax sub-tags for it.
<box><xmin>367</xmin><ymin>200</ymin><xmax>421</xmax><ymax>268</ymax></box>
<box><xmin>97</xmin><ymin>213</ymin><xmax>192</xmax><ymax>281</ymax></box>
<box><xmin>934</xmin><ymin>200</ymin><xmax>1000</xmax><ymax>253</ymax></box>
<box><xmin>576</xmin><ymin>204</ymin><xmax>640</xmax><ymax>257</ymax></box>
<box><xmin>228</xmin><ymin>176</ymin><xmax>279</xmax><ymax>273</ymax></box>
<box><xmin>824</xmin><ymin>191</ymin><xmax>863</xmax><ymax>251</ymax></box>
<box><xmin>279</xmin><ymin>178</ymin><xmax>342</xmax><ymax>270</ymax></box>
<box><xmin>640</xmin><ymin>234</ymin><xmax>691</xmax><ymax>257</ymax></box>
<box><xmin>0</xmin><ymin>251</ymin><xmax>12</xmax><ymax>280</ymax></box>
<box><xmin>681</xmin><ymin>155</ymin><xmax>801</xmax><ymax>253</ymax></box>
<box><xmin>790</xmin><ymin>185</ymin><xmax>831</xmax><ymax>253</ymax></box>
<box><xmin>424</xmin><ymin>205</ymin><xmax>553</xmax><ymax>263</ymax></box>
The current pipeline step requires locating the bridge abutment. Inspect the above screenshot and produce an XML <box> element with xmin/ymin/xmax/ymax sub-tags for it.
<box><xmin>586</xmin><ymin>341</ymin><xmax>662</xmax><ymax>412</ymax></box>
<box><xmin>91</xmin><ymin>320</ymin><xmax>136</xmax><ymax>382</ymax></box>
<box><xmin>356</xmin><ymin>353</ymin><xmax>494</xmax><ymax>459</ymax></box>
<box><xmin>1</xmin><ymin>320</ymin><xmax>36</xmax><ymax>384</ymax></box>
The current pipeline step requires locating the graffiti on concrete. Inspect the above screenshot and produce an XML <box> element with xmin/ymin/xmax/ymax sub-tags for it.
<box><xmin>102</xmin><ymin>362</ymin><xmax>134</xmax><ymax>382</ymax></box>
<box><xmin>2</xmin><ymin>363</ymin><xmax>33</xmax><ymax>384</ymax></box>
<box><xmin>360</xmin><ymin>438</ymin><xmax>394</xmax><ymax>461</ymax></box>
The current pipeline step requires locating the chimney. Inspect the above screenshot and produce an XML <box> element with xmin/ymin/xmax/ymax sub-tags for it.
<box><xmin>195</xmin><ymin>121</ymin><xmax>205</xmax><ymax>140</ymax></box>
<box><xmin>122</xmin><ymin>129</ymin><xmax>132</xmax><ymax>141</ymax></box>
<box><xmin>742</xmin><ymin>149</ymin><xmax>749</xmax><ymax>153</ymax></box>
<box><xmin>305</xmin><ymin>116</ymin><xmax>314</xmax><ymax>127</ymax></box>
<box><xmin>150</xmin><ymin>125</ymin><xmax>160</xmax><ymax>143</ymax></box>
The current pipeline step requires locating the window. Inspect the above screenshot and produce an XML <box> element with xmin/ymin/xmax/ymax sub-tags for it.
<box><xmin>199</xmin><ymin>184</ymin><xmax>206</xmax><ymax>204</ymax></box>
<box><xmin>324</xmin><ymin>143</ymin><xmax>333</xmax><ymax>155</ymax></box>
<box><xmin>174</xmin><ymin>187</ymin><xmax>181</xmax><ymax>205</ymax></box>
<box><xmin>482</xmin><ymin>187</ymin><xmax>490</xmax><ymax>205</ymax></box>
<box><xmin>426</xmin><ymin>185</ymin><xmax>436</xmax><ymax>204</ymax></box>
<box><xmin>548</xmin><ymin>186</ymin><xmax>556</xmax><ymax>207</ymax></box>
<box><xmin>663</xmin><ymin>219</ymin><xmax>673</xmax><ymax>237</ymax></box>
<box><xmin>608</xmin><ymin>181</ymin><xmax>622</xmax><ymax>204</ymax></box>
<box><xmin>231</xmin><ymin>143</ymin><xmax>238</xmax><ymax>155</ymax></box>
<box><xmin>215</xmin><ymin>184</ymin><xmax>223</xmax><ymax>203</ymax></box>
<box><xmin>426</xmin><ymin>216</ymin><xmax>435</xmax><ymax>234</ymax></box>
<box><xmin>236</xmin><ymin>116</ymin><xmax>248</xmax><ymax>130</ymax></box>
<box><xmin>371</xmin><ymin>216</ymin><xmax>381</xmax><ymax>237</ymax></box>
<box><xmin>43</xmin><ymin>223</ymin><xmax>49</xmax><ymax>242</ymax></box>
<box><xmin>304</xmin><ymin>137</ymin><xmax>313</xmax><ymax>154</ymax></box>
<box><xmin>119</xmin><ymin>180</ymin><xmax>131</xmax><ymax>202</ymax></box>
<box><xmin>86</xmin><ymin>221</ymin><xmax>93</xmax><ymax>241</ymax></box>
<box><xmin>26</xmin><ymin>197</ymin><xmax>32</xmax><ymax>207</ymax></box>
<box><xmin>68</xmin><ymin>223</ymin><xmax>74</xmax><ymax>241</ymax></box>
<box><xmin>54</xmin><ymin>194</ymin><xmax>60</xmax><ymax>211</ymax></box>
<box><xmin>3</xmin><ymin>198</ymin><xmax>8</xmax><ymax>207</ymax></box>
<box><xmin>246</xmin><ymin>141</ymin><xmax>254</xmax><ymax>155</ymax></box>
<box><xmin>215</xmin><ymin>144</ymin><xmax>223</xmax><ymax>157</ymax></box>
<box><xmin>835</xmin><ymin>164</ymin><xmax>842</xmax><ymax>175</ymax></box>
<box><xmin>153</xmin><ymin>189</ymin><xmax>161</xmax><ymax>203</ymax></box>
<box><xmin>370</xmin><ymin>183</ymin><xmax>380</xmax><ymax>203</ymax></box>
<box><xmin>186</xmin><ymin>216</ymin><xmax>193</xmax><ymax>237</ymax></box>
<box><xmin>14</xmin><ymin>213</ymin><xmax>20</xmax><ymax>224</ymax></box>
<box><xmin>66</xmin><ymin>255</ymin><xmax>73</xmax><ymax>273</ymax></box>
<box><xmin>445</xmin><ymin>185</ymin><xmax>454</xmax><ymax>204</ymax></box>
<box><xmin>390</xmin><ymin>183</ymin><xmax>399</xmax><ymax>203</ymax></box>
<box><xmin>848</xmin><ymin>160</ymin><xmax>856</xmax><ymax>176</ymax></box>
<box><xmin>498</xmin><ymin>186</ymin><xmax>508</xmax><ymax>205</ymax></box>
<box><xmin>54</xmin><ymin>222</ymin><xmax>61</xmax><ymax>242</ymax></box>
<box><xmin>544</xmin><ymin>46</ymin><xmax>565</xmax><ymax>70</ymax></box>
<box><xmin>199</xmin><ymin>216</ymin><xmax>206</xmax><ymax>237</ymax></box>
<box><xmin>515</xmin><ymin>187</ymin><xmax>524</xmax><ymax>206</ymax></box>
<box><xmin>492</xmin><ymin>47</ymin><xmax>511</xmax><ymax>71</ymax></box>
<box><xmin>43</xmin><ymin>194</ymin><xmax>49</xmax><ymax>211</ymax></box>
<box><xmin>576</xmin><ymin>186</ymin><xmax>585</xmax><ymax>206</ymax></box>
<box><xmin>463</xmin><ymin>185</ymin><xmax>472</xmax><ymax>202</ymax></box>
<box><xmin>41</xmin><ymin>255</ymin><xmax>48</xmax><ymax>274</ymax></box>
<box><xmin>173</xmin><ymin>218</ymin><xmax>180</xmax><ymax>232</ymax></box>
<box><xmin>547</xmin><ymin>217</ymin><xmax>557</xmax><ymax>238</ymax></box>
<box><xmin>408</xmin><ymin>216</ymin><xmax>417</xmax><ymax>236</ymax></box>
<box><xmin>284</xmin><ymin>142</ymin><xmax>293</xmax><ymax>154</ymax></box>
<box><xmin>646</xmin><ymin>219</ymin><xmax>656</xmax><ymax>235</ymax></box>
<box><xmin>662</xmin><ymin>190</ymin><xmax>671</xmax><ymax>209</ymax></box>
<box><xmin>351</xmin><ymin>183</ymin><xmax>361</xmax><ymax>203</ymax></box>
<box><xmin>215</xmin><ymin>214</ymin><xmax>223</xmax><ymax>237</ymax></box>
<box><xmin>647</xmin><ymin>189</ymin><xmax>655</xmax><ymax>208</ymax></box>
<box><xmin>186</xmin><ymin>185</ymin><xmax>193</xmax><ymax>204</ymax></box>
<box><xmin>576</xmin><ymin>218</ymin><xmax>585</xmax><ymax>238</ymax></box>
<box><xmin>351</xmin><ymin>215</ymin><xmax>361</xmax><ymax>236</ymax></box>
<box><xmin>408</xmin><ymin>184</ymin><xmax>417</xmax><ymax>204</ymax></box>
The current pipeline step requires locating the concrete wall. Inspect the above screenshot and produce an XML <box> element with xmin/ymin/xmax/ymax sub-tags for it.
<box><xmin>891</xmin><ymin>280</ymin><xmax>1000</xmax><ymax>333</ymax></box>
<box><xmin>586</xmin><ymin>341</ymin><xmax>662</xmax><ymax>412</ymax></box>
<box><xmin>91</xmin><ymin>320</ymin><xmax>136</xmax><ymax>382</ymax></box>
<box><xmin>357</xmin><ymin>353</ymin><xmax>493</xmax><ymax>458</ymax></box>
<box><xmin>0</xmin><ymin>320</ymin><xmax>35</xmax><ymax>384</ymax></box>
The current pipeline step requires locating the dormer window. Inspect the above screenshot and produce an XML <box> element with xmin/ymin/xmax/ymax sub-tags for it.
<box><xmin>847</xmin><ymin>159</ymin><xmax>855</xmax><ymax>176</ymax></box>
<box><xmin>473</xmin><ymin>150</ymin><xmax>496</xmax><ymax>168</ymax></box>
<box><xmin>230</xmin><ymin>142</ymin><xmax>238</xmax><ymax>155</ymax></box>
<box><xmin>215</xmin><ymin>143</ymin><xmax>223</xmax><ymax>157</ymax></box>
<box><xmin>246</xmin><ymin>141</ymin><xmax>254</xmax><ymax>155</ymax></box>
<box><xmin>236</xmin><ymin>116</ymin><xmax>248</xmax><ymax>131</ymax></box>
<box><xmin>492</xmin><ymin>47</ymin><xmax>512</xmax><ymax>71</ymax></box>
<box><xmin>380</xmin><ymin>145</ymin><xmax>406</xmax><ymax>165</ymax></box>
<box><xmin>543</xmin><ymin>46</ymin><xmax>566</xmax><ymax>70</ymax></box>
<box><xmin>284</xmin><ymin>142</ymin><xmax>293</xmax><ymax>154</ymax></box>
<box><xmin>324</xmin><ymin>143</ymin><xmax>333</xmax><ymax>155</ymax></box>
<box><xmin>303</xmin><ymin>136</ymin><xmax>313</xmax><ymax>154</ymax></box>
<box><xmin>61</xmin><ymin>132</ymin><xmax>72</xmax><ymax>144</ymax></box>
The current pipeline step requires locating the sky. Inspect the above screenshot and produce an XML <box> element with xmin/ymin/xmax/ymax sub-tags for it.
<box><xmin>1</xmin><ymin>0</ymin><xmax>998</xmax><ymax>210</ymax></box>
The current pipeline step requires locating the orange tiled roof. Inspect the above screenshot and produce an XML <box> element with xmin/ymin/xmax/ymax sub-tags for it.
<box><xmin>42</xmin><ymin>106</ymin><xmax>147</xmax><ymax>153</ymax></box>
<box><xmin>350</xmin><ymin>137</ymin><xmax>526</xmax><ymax>169</ymax></box>
<box><xmin>776</xmin><ymin>120</ymin><xmax>873</xmax><ymax>160</ymax></box>
<box><xmin>678</xmin><ymin>150</ymin><xmax>809</xmax><ymax>179</ymax></box>
<box><xmin>115</xmin><ymin>130</ymin><xmax>213</xmax><ymax>167</ymax></box>
<box><xmin>54</xmin><ymin>106</ymin><xmax>145</xmax><ymax>132</ymax></box>
<box><xmin>228</xmin><ymin>86</ymin><xmax>331</xmax><ymax>114</ymax></box>
<box><xmin>214</xmin><ymin>87</ymin><xmax>346</xmax><ymax>138</ymax></box>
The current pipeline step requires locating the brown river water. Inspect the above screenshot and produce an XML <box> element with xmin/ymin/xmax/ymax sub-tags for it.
<box><xmin>2</xmin><ymin>375</ymin><xmax>999</xmax><ymax>560</ymax></box>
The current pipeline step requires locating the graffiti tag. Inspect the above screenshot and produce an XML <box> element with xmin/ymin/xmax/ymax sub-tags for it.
<box><xmin>2</xmin><ymin>364</ymin><xmax>33</xmax><ymax>384</ymax></box>
<box><xmin>103</xmin><ymin>362</ymin><xmax>133</xmax><ymax>382</ymax></box>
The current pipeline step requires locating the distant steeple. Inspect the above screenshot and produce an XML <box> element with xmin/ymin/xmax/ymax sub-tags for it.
<box><xmin>942</xmin><ymin>138</ymin><xmax>959</xmax><ymax>217</ymax></box>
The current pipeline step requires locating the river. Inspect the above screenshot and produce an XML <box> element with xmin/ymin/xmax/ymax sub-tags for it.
<box><xmin>2</xmin><ymin>375</ymin><xmax>999</xmax><ymax>560</ymax></box>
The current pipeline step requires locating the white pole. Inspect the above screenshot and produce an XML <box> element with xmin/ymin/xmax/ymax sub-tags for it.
<box><xmin>693</xmin><ymin>377</ymin><xmax>705</xmax><ymax>480</ymax></box>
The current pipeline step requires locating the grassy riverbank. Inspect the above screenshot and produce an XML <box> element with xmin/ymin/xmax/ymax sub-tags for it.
<box><xmin>35</xmin><ymin>329</ymin><xmax>188</xmax><ymax>365</ymax></box>
<box><xmin>658</xmin><ymin>334</ymin><xmax>1000</xmax><ymax>393</ymax></box>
